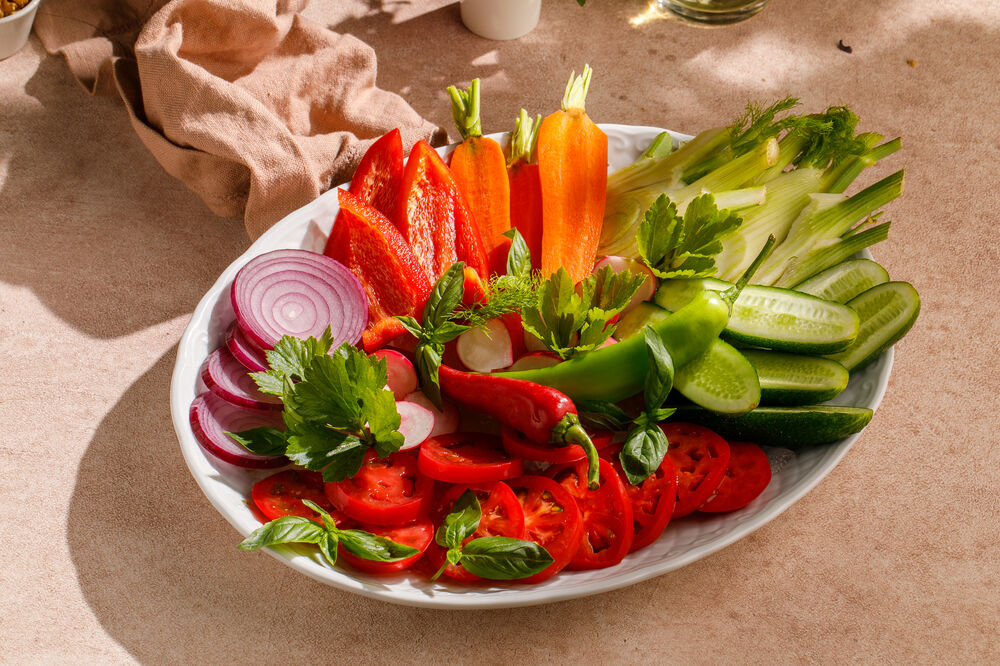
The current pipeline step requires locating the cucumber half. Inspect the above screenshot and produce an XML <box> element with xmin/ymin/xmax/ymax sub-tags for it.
<box><xmin>792</xmin><ymin>258</ymin><xmax>890</xmax><ymax>304</ymax></box>
<box><xmin>654</xmin><ymin>279</ymin><xmax>860</xmax><ymax>354</ymax></box>
<box><xmin>674</xmin><ymin>339</ymin><xmax>760</xmax><ymax>414</ymax></box>
<box><xmin>670</xmin><ymin>405</ymin><xmax>874</xmax><ymax>448</ymax></box>
<box><xmin>825</xmin><ymin>281</ymin><xmax>920</xmax><ymax>372</ymax></box>
<box><xmin>742</xmin><ymin>349</ymin><xmax>849</xmax><ymax>406</ymax></box>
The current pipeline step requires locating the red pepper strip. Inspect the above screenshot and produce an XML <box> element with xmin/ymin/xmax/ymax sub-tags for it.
<box><xmin>397</xmin><ymin>140</ymin><xmax>489</xmax><ymax>280</ymax></box>
<box><xmin>361</xmin><ymin>316</ymin><xmax>410</xmax><ymax>353</ymax></box>
<box><xmin>438</xmin><ymin>365</ymin><xmax>600</xmax><ymax>488</ymax></box>
<box><xmin>323</xmin><ymin>129</ymin><xmax>403</xmax><ymax>261</ymax></box>
<box><xmin>462</xmin><ymin>266</ymin><xmax>488</xmax><ymax>307</ymax></box>
<box><xmin>335</xmin><ymin>189</ymin><xmax>431</xmax><ymax>327</ymax></box>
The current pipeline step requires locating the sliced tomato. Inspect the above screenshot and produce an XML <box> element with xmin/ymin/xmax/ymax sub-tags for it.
<box><xmin>612</xmin><ymin>457</ymin><xmax>678</xmax><ymax>552</ymax></box>
<box><xmin>251</xmin><ymin>470</ymin><xmax>350</xmax><ymax>526</ymax></box>
<box><xmin>425</xmin><ymin>481</ymin><xmax>526</xmax><ymax>583</ymax></box>
<box><xmin>418</xmin><ymin>432</ymin><xmax>524</xmax><ymax>484</ymax></box>
<box><xmin>338</xmin><ymin>517</ymin><xmax>433</xmax><ymax>575</ymax></box>
<box><xmin>507</xmin><ymin>475</ymin><xmax>583</xmax><ymax>583</ymax></box>
<box><xmin>662</xmin><ymin>422</ymin><xmax>731</xmax><ymax>518</ymax></box>
<box><xmin>325</xmin><ymin>450</ymin><xmax>433</xmax><ymax>526</ymax></box>
<box><xmin>698</xmin><ymin>441</ymin><xmax>772</xmax><ymax>513</ymax></box>
<box><xmin>549</xmin><ymin>458</ymin><xmax>633</xmax><ymax>570</ymax></box>
<box><xmin>501</xmin><ymin>426</ymin><xmax>615</xmax><ymax>465</ymax></box>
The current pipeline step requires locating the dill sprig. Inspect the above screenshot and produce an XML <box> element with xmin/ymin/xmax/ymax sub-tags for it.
<box><xmin>452</xmin><ymin>271</ymin><xmax>542</xmax><ymax>329</ymax></box>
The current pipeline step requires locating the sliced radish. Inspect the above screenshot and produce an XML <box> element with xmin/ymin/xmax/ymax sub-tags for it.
<box><xmin>593</xmin><ymin>255</ymin><xmax>657</xmax><ymax>311</ymax></box>
<box><xmin>189</xmin><ymin>392</ymin><xmax>288</xmax><ymax>469</ymax></box>
<box><xmin>507</xmin><ymin>351</ymin><xmax>562</xmax><ymax>372</ymax></box>
<box><xmin>201</xmin><ymin>346</ymin><xmax>282</xmax><ymax>411</ymax></box>
<box><xmin>456</xmin><ymin>318</ymin><xmax>513</xmax><ymax>373</ymax></box>
<box><xmin>523</xmin><ymin>328</ymin><xmax>547</xmax><ymax>353</ymax></box>
<box><xmin>372</xmin><ymin>349</ymin><xmax>418</xmax><ymax>400</ymax></box>
<box><xmin>396</xmin><ymin>400</ymin><xmax>435</xmax><ymax>450</ymax></box>
<box><xmin>404</xmin><ymin>391</ymin><xmax>460</xmax><ymax>437</ymax></box>
<box><xmin>600</xmin><ymin>336</ymin><xmax>618</xmax><ymax>348</ymax></box>
<box><xmin>231</xmin><ymin>249</ymin><xmax>368</xmax><ymax>351</ymax></box>
<box><xmin>226</xmin><ymin>323</ymin><xmax>269</xmax><ymax>372</ymax></box>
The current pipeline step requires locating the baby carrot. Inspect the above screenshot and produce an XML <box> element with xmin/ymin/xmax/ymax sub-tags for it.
<box><xmin>507</xmin><ymin>110</ymin><xmax>543</xmax><ymax>271</ymax></box>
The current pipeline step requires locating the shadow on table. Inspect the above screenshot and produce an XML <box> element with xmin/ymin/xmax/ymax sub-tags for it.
<box><xmin>0</xmin><ymin>39</ymin><xmax>247</xmax><ymax>340</ymax></box>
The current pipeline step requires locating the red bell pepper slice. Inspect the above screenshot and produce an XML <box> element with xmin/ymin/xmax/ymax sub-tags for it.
<box><xmin>349</xmin><ymin>128</ymin><xmax>404</xmax><ymax>221</ymax></box>
<box><xmin>397</xmin><ymin>140</ymin><xmax>489</xmax><ymax>280</ymax></box>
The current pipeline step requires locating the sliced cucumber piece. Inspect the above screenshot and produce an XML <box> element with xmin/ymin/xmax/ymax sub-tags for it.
<box><xmin>742</xmin><ymin>349</ymin><xmax>849</xmax><ymax>405</ymax></box>
<box><xmin>613</xmin><ymin>301</ymin><xmax>668</xmax><ymax>340</ymax></box>
<box><xmin>826</xmin><ymin>281</ymin><xmax>920</xmax><ymax>372</ymax></box>
<box><xmin>670</xmin><ymin>405</ymin><xmax>873</xmax><ymax>448</ymax></box>
<box><xmin>674</xmin><ymin>339</ymin><xmax>760</xmax><ymax>414</ymax></box>
<box><xmin>654</xmin><ymin>279</ymin><xmax>860</xmax><ymax>354</ymax></box>
<box><xmin>792</xmin><ymin>258</ymin><xmax>890</xmax><ymax>303</ymax></box>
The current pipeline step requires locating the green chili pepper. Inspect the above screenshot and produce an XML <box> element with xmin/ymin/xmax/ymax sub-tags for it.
<box><xmin>497</xmin><ymin>236</ymin><xmax>776</xmax><ymax>403</ymax></box>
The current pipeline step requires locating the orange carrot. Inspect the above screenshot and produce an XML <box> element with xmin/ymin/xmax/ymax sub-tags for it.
<box><xmin>537</xmin><ymin>65</ymin><xmax>608</xmax><ymax>282</ymax></box>
<box><xmin>447</xmin><ymin>79</ymin><xmax>512</xmax><ymax>276</ymax></box>
<box><xmin>507</xmin><ymin>110</ymin><xmax>543</xmax><ymax>271</ymax></box>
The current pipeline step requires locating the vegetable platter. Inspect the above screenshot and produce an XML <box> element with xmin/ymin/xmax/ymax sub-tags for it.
<box><xmin>171</xmin><ymin>79</ymin><xmax>919</xmax><ymax>608</ymax></box>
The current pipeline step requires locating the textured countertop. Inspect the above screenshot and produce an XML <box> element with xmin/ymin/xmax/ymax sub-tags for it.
<box><xmin>2</xmin><ymin>0</ymin><xmax>997</xmax><ymax>662</ymax></box>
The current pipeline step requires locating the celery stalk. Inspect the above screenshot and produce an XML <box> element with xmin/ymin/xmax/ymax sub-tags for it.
<box><xmin>606</xmin><ymin>127</ymin><xmax>729</xmax><ymax>195</ymax></box>
<box><xmin>667</xmin><ymin>138</ymin><xmax>779</xmax><ymax>206</ymax></box>
<box><xmin>822</xmin><ymin>137</ymin><xmax>902</xmax><ymax>193</ymax></box>
<box><xmin>774</xmin><ymin>221</ymin><xmax>891</xmax><ymax>287</ymax></box>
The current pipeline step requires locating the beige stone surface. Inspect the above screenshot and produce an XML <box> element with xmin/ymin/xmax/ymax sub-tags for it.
<box><xmin>1</xmin><ymin>0</ymin><xmax>998</xmax><ymax>662</ymax></box>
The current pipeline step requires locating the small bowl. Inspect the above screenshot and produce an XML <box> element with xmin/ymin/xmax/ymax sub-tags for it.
<box><xmin>0</xmin><ymin>0</ymin><xmax>42</xmax><ymax>61</ymax></box>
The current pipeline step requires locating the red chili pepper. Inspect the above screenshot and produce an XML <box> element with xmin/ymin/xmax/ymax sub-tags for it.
<box><xmin>437</xmin><ymin>365</ymin><xmax>600</xmax><ymax>487</ymax></box>
<box><xmin>397</xmin><ymin>140</ymin><xmax>490</xmax><ymax>281</ymax></box>
<box><xmin>334</xmin><ymin>189</ymin><xmax>431</xmax><ymax>329</ymax></box>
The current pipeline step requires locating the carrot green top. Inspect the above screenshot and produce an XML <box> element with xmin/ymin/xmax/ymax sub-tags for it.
<box><xmin>447</xmin><ymin>79</ymin><xmax>483</xmax><ymax>140</ymax></box>
<box><xmin>561</xmin><ymin>64</ymin><xmax>593</xmax><ymax>113</ymax></box>
<box><xmin>507</xmin><ymin>109</ymin><xmax>541</xmax><ymax>167</ymax></box>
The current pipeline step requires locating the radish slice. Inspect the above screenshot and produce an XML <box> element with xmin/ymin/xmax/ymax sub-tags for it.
<box><xmin>404</xmin><ymin>391</ymin><xmax>460</xmax><ymax>437</ymax></box>
<box><xmin>600</xmin><ymin>336</ymin><xmax>618</xmax><ymax>348</ymax></box>
<box><xmin>457</xmin><ymin>319</ymin><xmax>513</xmax><ymax>373</ymax></box>
<box><xmin>593</xmin><ymin>255</ymin><xmax>657</xmax><ymax>311</ymax></box>
<box><xmin>231</xmin><ymin>249</ymin><xmax>368</xmax><ymax>351</ymax></box>
<box><xmin>189</xmin><ymin>392</ymin><xmax>288</xmax><ymax>469</ymax></box>
<box><xmin>507</xmin><ymin>351</ymin><xmax>562</xmax><ymax>372</ymax></box>
<box><xmin>372</xmin><ymin>349</ymin><xmax>418</xmax><ymax>400</ymax></box>
<box><xmin>523</xmin><ymin>329</ymin><xmax>547</xmax><ymax>353</ymax></box>
<box><xmin>201</xmin><ymin>346</ymin><xmax>283</xmax><ymax>411</ymax></box>
<box><xmin>396</xmin><ymin>400</ymin><xmax>435</xmax><ymax>450</ymax></box>
<box><xmin>226</xmin><ymin>323</ymin><xmax>269</xmax><ymax>372</ymax></box>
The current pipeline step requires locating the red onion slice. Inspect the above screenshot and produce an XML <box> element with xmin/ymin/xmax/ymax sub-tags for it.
<box><xmin>189</xmin><ymin>392</ymin><xmax>288</xmax><ymax>469</ymax></box>
<box><xmin>226</xmin><ymin>323</ymin><xmax>269</xmax><ymax>372</ymax></box>
<box><xmin>231</xmin><ymin>249</ymin><xmax>368</xmax><ymax>351</ymax></box>
<box><xmin>201</xmin><ymin>346</ymin><xmax>283</xmax><ymax>411</ymax></box>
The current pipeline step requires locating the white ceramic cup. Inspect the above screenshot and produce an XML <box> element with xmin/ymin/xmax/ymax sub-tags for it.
<box><xmin>461</xmin><ymin>0</ymin><xmax>542</xmax><ymax>41</ymax></box>
<box><xmin>0</xmin><ymin>0</ymin><xmax>42</xmax><ymax>60</ymax></box>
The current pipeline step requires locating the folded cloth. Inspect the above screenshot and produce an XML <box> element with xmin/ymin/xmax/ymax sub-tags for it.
<box><xmin>34</xmin><ymin>0</ymin><xmax>445</xmax><ymax>239</ymax></box>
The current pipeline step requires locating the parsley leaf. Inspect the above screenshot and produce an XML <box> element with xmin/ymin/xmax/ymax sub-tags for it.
<box><xmin>250</xmin><ymin>328</ymin><xmax>334</xmax><ymax>396</ymax></box>
<box><xmin>637</xmin><ymin>193</ymin><xmax>741</xmax><ymax>280</ymax></box>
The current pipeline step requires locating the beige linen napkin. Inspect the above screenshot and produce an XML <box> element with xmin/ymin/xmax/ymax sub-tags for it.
<box><xmin>34</xmin><ymin>0</ymin><xmax>445</xmax><ymax>239</ymax></box>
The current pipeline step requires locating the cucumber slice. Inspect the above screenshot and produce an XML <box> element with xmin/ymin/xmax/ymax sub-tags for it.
<box><xmin>742</xmin><ymin>349</ymin><xmax>849</xmax><ymax>405</ymax></box>
<box><xmin>674</xmin><ymin>339</ymin><xmax>760</xmax><ymax>414</ymax></box>
<box><xmin>613</xmin><ymin>301</ymin><xmax>668</xmax><ymax>340</ymax></box>
<box><xmin>670</xmin><ymin>405</ymin><xmax>873</xmax><ymax>448</ymax></box>
<box><xmin>826</xmin><ymin>281</ymin><xmax>920</xmax><ymax>372</ymax></box>
<box><xmin>792</xmin><ymin>258</ymin><xmax>890</xmax><ymax>303</ymax></box>
<box><xmin>654</xmin><ymin>279</ymin><xmax>860</xmax><ymax>354</ymax></box>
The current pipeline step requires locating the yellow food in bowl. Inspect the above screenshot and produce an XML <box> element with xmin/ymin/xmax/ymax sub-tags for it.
<box><xmin>0</xmin><ymin>0</ymin><xmax>30</xmax><ymax>18</ymax></box>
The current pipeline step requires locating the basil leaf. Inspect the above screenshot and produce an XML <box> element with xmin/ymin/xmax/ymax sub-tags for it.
<box><xmin>317</xmin><ymin>532</ymin><xmax>340</xmax><ymax>567</ymax></box>
<box><xmin>435</xmin><ymin>489</ymin><xmax>481</xmax><ymax>549</ymax></box>
<box><xmin>575</xmin><ymin>399</ymin><xmax>632</xmax><ymax>432</ymax></box>
<box><xmin>431</xmin><ymin>320</ymin><xmax>471</xmax><ymax>345</ymax></box>
<box><xmin>502</xmin><ymin>228</ymin><xmax>532</xmax><ymax>277</ymax></box>
<box><xmin>226</xmin><ymin>427</ymin><xmax>288</xmax><ymax>457</ymax></box>
<box><xmin>424</xmin><ymin>262</ymin><xmax>466</xmax><ymax>328</ymax></box>
<box><xmin>458</xmin><ymin>537</ymin><xmax>554</xmax><ymax>580</ymax></box>
<box><xmin>396</xmin><ymin>316</ymin><xmax>424</xmax><ymax>339</ymax></box>
<box><xmin>337</xmin><ymin>530</ymin><xmax>420</xmax><ymax>562</ymax></box>
<box><xmin>446</xmin><ymin>548</ymin><xmax>463</xmax><ymax>567</ymax></box>
<box><xmin>414</xmin><ymin>342</ymin><xmax>444</xmax><ymax>410</ymax></box>
<box><xmin>642</xmin><ymin>325</ymin><xmax>675</xmax><ymax>413</ymax></box>
<box><xmin>238</xmin><ymin>516</ymin><xmax>325</xmax><ymax>551</ymax></box>
<box><xmin>300</xmin><ymin>499</ymin><xmax>338</xmax><ymax>530</ymax></box>
<box><xmin>619</xmin><ymin>422</ymin><xmax>670</xmax><ymax>486</ymax></box>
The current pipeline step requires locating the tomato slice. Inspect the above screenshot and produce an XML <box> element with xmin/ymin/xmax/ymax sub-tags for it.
<box><xmin>338</xmin><ymin>517</ymin><xmax>433</xmax><ymax>575</ymax></box>
<box><xmin>418</xmin><ymin>432</ymin><xmax>524</xmax><ymax>484</ymax></box>
<box><xmin>549</xmin><ymin>458</ymin><xmax>633</xmax><ymax>570</ymax></box>
<box><xmin>506</xmin><ymin>475</ymin><xmax>583</xmax><ymax>583</ymax></box>
<box><xmin>611</xmin><ymin>457</ymin><xmax>678</xmax><ymax>552</ymax></box>
<box><xmin>501</xmin><ymin>426</ymin><xmax>616</xmax><ymax>464</ymax></box>
<box><xmin>698</xmin><ymin>441</ymin><xmax>772</xmax><ymax>513</ymax></box>
<box><xmin>325</xmin><ymin>450</ymin><xmax>433</xmax><ymax>526</ymax></box>
<box><xmin>425</xmin><ymin>481</ymin><xmax>527</xmax><ymax>583</ymax></box>
<box><xmin>251</xmin><ymin>470</ymin><xmax>350</xmax><ymax>526</ymax></box>
<box><xmin>662</xmin><ymin>422</ymin><xmax>731</xmax><ymax>518</ymax></box>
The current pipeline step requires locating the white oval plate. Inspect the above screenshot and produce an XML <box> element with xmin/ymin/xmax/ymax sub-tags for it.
<box><xmin>170</xmin><ymin>124</ymin><xmax>893</xmax><ymax>609</ymax></box>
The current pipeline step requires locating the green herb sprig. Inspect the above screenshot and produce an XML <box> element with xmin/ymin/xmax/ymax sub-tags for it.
<box><xmin>637</xmin><ymin>193</ymin><xmax>742</xmax><ymax>280</ymax></box>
